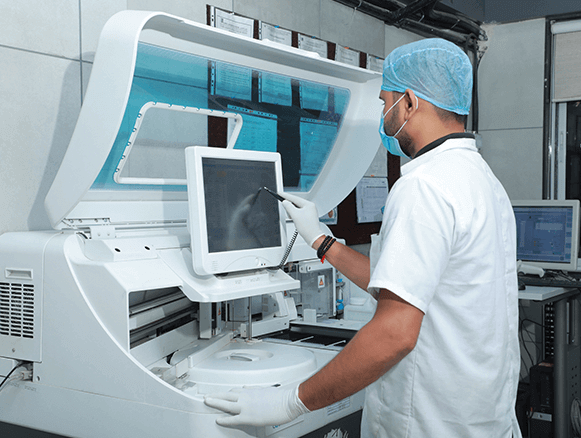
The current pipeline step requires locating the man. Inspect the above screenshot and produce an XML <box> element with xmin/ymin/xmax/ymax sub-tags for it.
<box><xmin>205</xmin><ymin>38</ymin><xmax>522</xmax><ymax>438</ymax></box>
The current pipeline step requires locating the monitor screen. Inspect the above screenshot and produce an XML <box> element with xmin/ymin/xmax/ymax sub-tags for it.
<box><xmin>203</xmin><ymin>157</ymin><xmax>281</xmax><ymax>253</ymax></box>
<box><xmin>512</xmin><ymin>200</ymin><xmax>580</xmax><ymax>271</ymax></box>
<box><xmin>185</xmin><ymin>146</ymin><xmax>286</xmax><ymax>276</ymax></box>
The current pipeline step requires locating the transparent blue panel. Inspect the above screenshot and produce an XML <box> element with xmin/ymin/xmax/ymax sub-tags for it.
<box><xmin>91</xmin><ymin>43</ymin><xmax>209</xmax><ymax>191</ymax></box>
<box><xmin>335</xmin><ymin>88</ymin><xmax>350</xmax><ymax>116</ymax></box>
<box><xmin>300</xmin><ymin>82</ymin><xmax>329</xmax><ymax>112</ymax></box>
<box><xmin>214</xmin><ymin>62</ymin><xmax>253</xmax><ymax>101</ymax></box>
<box><xmin>259</xmin><ymin>72</ymin><xmax>292</xmax><ymax>106</ymax></box>
<box><xmin>229</xmin><ymin>106</ymin><xmax>278</xmax><ymax>153</ymax></box>
<box><xmin>91</xmin><ymin>42</ymin><xmax>350</xmax><ymax>193</ymax></box>
<box><xmin>299</xmin><ymin>119</ymin><xmax>338</xmax><ymax>190</ymax></box>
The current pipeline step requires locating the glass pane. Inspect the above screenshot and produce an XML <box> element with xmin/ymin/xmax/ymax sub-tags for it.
<box><xmin>91</xmin><ymin>42</ymin><xmax>350</xmax><ymax>192</ymax></box>
<box><xmin>118</xmin><ymin>106</ymin><xmax>209</xmax><ymax>181</ymax></box>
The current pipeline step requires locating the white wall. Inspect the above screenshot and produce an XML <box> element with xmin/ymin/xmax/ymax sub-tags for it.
<box><xmin>0</xmin><ymin>0</ymin><xmax>424</xmax><ymax>236</ymax></box>
<box><xmin>478</xmin><ymin>18</ymin><xmax>547</xmax><ymax>200</ymax></box>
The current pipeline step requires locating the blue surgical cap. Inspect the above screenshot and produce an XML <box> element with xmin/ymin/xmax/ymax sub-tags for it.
<box><xmin>382</xmin><ymin>38</ymin><xmax>473</xmax><ymax>115</ymax></box>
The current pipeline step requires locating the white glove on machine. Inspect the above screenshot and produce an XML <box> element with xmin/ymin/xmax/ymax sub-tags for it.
<box><xmin>278</xmin><ymin>192</ymin><xmax>324</xmax><ymax>248</ymax></box>
<box><xmin>204</xmin><ymin>383</ymin><xmax>310</xmax><ymax>427</ymax></box>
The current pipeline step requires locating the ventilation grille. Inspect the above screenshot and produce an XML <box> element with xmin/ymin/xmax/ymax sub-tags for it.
<box><xmin>0</xmin><ymin>282</ymin><xmax>35</xmax><ymax>339</ymax></box>
<box><xmin>544</xmin><ymin>303</ymin><xmax>555</xmax><ymax>361</ymax></box>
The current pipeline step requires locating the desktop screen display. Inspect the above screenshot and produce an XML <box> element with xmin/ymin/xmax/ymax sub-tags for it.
<box><xmin>513</xmin><ymin>200</ymin><xmax>580</xmax><ymax>271</ymax></box>
<box><xmin>202</xmin><ymin>157</ymin><xmax>281</xmax><ymax>253</ymax></box>
<box><xmin>185</xmin><ymin>146</ymin><xmax>286</xmax><ymax>276</ymax></box>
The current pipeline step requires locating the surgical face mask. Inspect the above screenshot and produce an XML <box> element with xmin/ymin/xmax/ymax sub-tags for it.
<box><xmin>378</xmin><ymin>94</ymin><xmax>418</xmax><ymax>158</ymax></box>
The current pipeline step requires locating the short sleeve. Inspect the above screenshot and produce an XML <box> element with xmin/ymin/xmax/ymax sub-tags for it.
<box><xmin>367</xmin><ymin>175</ymin><xmax>455</xmax><ymax>313</ymax></box>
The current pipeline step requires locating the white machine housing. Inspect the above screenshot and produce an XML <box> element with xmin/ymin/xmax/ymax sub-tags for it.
<box><xmin>0</xmin><ymin>10</ymin><xmax>383</xmax><ymax>438</ymax></box>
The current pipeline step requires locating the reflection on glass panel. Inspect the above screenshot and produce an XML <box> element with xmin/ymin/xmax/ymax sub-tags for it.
<box><xmin>228</xmin><ymin>106</ymin><xmax>278</xmax><ymax>153</ymax></box>
<box><xmin>299</xmin><ymin>119</ymin><xmax>338</xmax><ymax>190</ymax></box>
<box><xmin>300</xmin><ymin>82</ymin><xmax>329</xmax><ymax>112</ymax></box>
<box><xmin>335</xmin><ymin>89</ymin><xmax>350</xmax><ymax>115</ymax></box>
<box><xmin>214</xmin><ymin>62</ymin><xmax>253</xmax><ymax>101</ymax></box>
<box><xmin>259</xmin><ymin>72</ymin><xmax>292</xmax><ymax>106</ymax></box>
<box><xmin>91</xmin><ymin>42</ymin><xmax>350</xmax><ymax>193</ymax></box>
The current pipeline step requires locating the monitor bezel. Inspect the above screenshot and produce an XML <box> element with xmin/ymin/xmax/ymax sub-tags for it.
<box><xmin>185</xmin><ymin>146</ymin><xmax>287</xmax><ymax>276</ymax></box>
<box><xmin>512</xmin><ymin>199</ymin><xmax>580</xmax><ymax>272</ymax></box>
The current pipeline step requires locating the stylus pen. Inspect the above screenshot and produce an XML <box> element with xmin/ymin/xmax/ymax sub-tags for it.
<box><xmin>262</xmin><ymin>186</ymin><xmax>285</xmax><ymax>202</ymax></box>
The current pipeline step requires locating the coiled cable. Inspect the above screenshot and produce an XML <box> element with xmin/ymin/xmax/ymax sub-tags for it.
<box><xmin>275</xmin><ymin>230</ymin><xmax>299</xmax><ymax>271</ymax></box>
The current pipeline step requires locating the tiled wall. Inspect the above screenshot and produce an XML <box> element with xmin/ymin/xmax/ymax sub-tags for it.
<box><xmin>0</xmin><ymin>0</ymin><xmax>422</xmax><ymax>236</ymax></box>
<box><xmin>478</xmin><ymin>18</ymin><xmax>546</xmax><ymax>200</ymax></box>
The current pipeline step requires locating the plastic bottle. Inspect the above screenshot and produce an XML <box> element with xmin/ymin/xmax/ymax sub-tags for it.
<box><xmin>336</xmin><ymin>278</ymin><xmax>345</xmax><ymax>318</ymax></box>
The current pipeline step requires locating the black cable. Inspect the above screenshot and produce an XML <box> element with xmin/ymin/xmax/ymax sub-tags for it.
<box><xmin>330</xmin><ymin>0</ymin><xmax>485</xmax><ymax>48</ymax></box>
<box><xmin>0</xmin><ymin>363</ymin><xmax>21</xmax><ymax>393</ymax></box>
<box><xmin>274</xmin><ymin>230</ymin><xmax>299</xmax><ymax>271</ymax></box>
<box><xmin>523</xmin><ymin>325</ymin><xmax>542</xmax><ymax>365</ymax></box>
<box><xmin>553</xmin><ymin>270</ymin><xmax>580</xmax><ymax>282</ymax></box>
<box><xmin>521</xmin><ymin>318</ymin><xmax>545</xmax><ymax>329</ymax></box>
<box><xmin>519</xmin><ymin>320</ymin><xmax>536</xmax><ymax>369</ymax></box>
<box><xmin>519</xmin><ymin>317</ymin><xmax>545</xmax><ymax>369</ymax></box>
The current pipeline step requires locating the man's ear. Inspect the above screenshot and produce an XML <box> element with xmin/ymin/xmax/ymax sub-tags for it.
<box><xmin>403</xmin><ymin>89</ymin><xmax>419</xmax><ymax>118</ymax></box>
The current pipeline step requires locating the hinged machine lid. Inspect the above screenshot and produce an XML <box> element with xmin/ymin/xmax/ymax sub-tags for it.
<box><xmin>45</xmin><ymin>11</ymin><xmax>383</xmax><ymax>230</ymax></box>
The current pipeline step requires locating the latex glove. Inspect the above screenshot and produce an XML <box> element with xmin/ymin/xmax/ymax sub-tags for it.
<box><xmin>278</xmin><ymin>192</ymin><xmax>324</xmax><ymax>248</ymax></box>
<box><xmin>204</xmin><ymin>384</ymin><xmax>310</xmax><ymax>427</ymax></box>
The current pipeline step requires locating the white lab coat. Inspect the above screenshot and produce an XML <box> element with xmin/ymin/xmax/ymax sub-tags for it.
<box><xmin>364</xmin><ymin>137</ymin><xmax>522</xmax><ymax>438</ymax></box>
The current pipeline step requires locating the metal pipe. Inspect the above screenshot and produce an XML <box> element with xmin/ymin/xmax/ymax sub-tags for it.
<box><xmin>425</xmin><ymin>2</ymin><xmax>483</xmax><ymax>37</ymax></box>
<box><xmin>554</xmin><ymin>297</ymin><xmax>568</xmax><ymax>438</ymax></box>
<box><xmin>471</xmin><ymin>45</ymin><xmax>479</xmax><ymax>133</ymax></box>
<box><xmin>330</xmin><ymin>0</ymin><xmax>485</xmax><ymax>48</ymax></box>
<box><xmin>386</xmin><ymin>0</ymin><xmax>439</xmax><ymax>25</ymax></box>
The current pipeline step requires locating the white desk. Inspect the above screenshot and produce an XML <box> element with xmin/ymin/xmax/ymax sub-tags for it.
<box><xmin>519</xmin><ymin>285</ymin><xmax>579</xmax><ymax>302</ymax></box>
<box><xmin>519</xmin><ymin>285</ymin><xmax>581</xmax><ymax>438</ymax></box>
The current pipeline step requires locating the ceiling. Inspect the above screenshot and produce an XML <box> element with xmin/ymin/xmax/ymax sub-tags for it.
<box><xmin>440</xmin><ymin>0</ymin><xmax>580</xmax><ymax>24</ymax></box>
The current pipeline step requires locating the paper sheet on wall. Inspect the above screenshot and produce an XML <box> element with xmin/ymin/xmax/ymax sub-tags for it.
<box><xmin>365</xmin><ymin>146</ymin><xmax>388</xmax><ymax>178</ymax></box>
<box><xmin>367</xmin><ymin>55</ymin><xmax>384</xmax><ymax>73</ymax></box>
<box><xmin>259</xmin><ymin>72</ymin><xmax>292</xmax><ymax>106</ymax></box>
<box><xmin>213</xmin><ymin>9</ymin><xmax>254</xmax><ymax>38</ymax></box>
<box><xmin>334</xmin><ymin>89</ymin><xmax>350</xmax><ymax>114</ymax></box>
<box><xmin>299</xmin><ymin>118</ymin><xmax>337</xmax><ymax>189</ymax></box>
<box><xmin>300</xmin><ymin>82</ymin><xmax>329</xmax><ymax>112</ymax></box>
<box><xmin>214</xmin><ymin>62</ymin><xmax>253</xmax><ymax>101</ymax></box>
<box><xmin>356</xmin><ymin>177</ymin><xmax>388</xmax><ymax>223</ymax></box>
<box><xmin>260</xmin><ymin>22</ymin><xmax>292</xmax><ymax>46</ymax></box>
<box><xmin>335</xmin><ymin>46</ymin><xmax>359</xmax><ymax>67</ymax></box>
<box><xmin>298</xmin><ymin>34</ymin><xmax>328</xmax><ymax>59</ymax></box>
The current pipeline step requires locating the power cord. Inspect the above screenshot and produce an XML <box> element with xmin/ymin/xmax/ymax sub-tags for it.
<box><xmin>0</xmin><ymin>361</ymin><xmax>29</xmax><ymax>393</ymax></box>
<box><xmin>519</xmin><ymin>317</ymin><xmax>543</xmax><ymax>371</ymax></box>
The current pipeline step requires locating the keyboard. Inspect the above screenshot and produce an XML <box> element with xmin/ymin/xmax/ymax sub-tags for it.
<box><xmin>520</xmin><ymin>274</ymin><xmax>581</xmax><ymax>289</ymax></box>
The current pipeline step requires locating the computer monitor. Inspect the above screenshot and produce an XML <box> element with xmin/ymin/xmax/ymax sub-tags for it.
<box><xmin>512</xmin><ymin>199</ymin><xmax>580</xmax><ymax>271</ymax></box>
<box><xmin>185</xmin><ymin>146</ymin><xmax>287</xmax><ymax>276</ymax></box>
